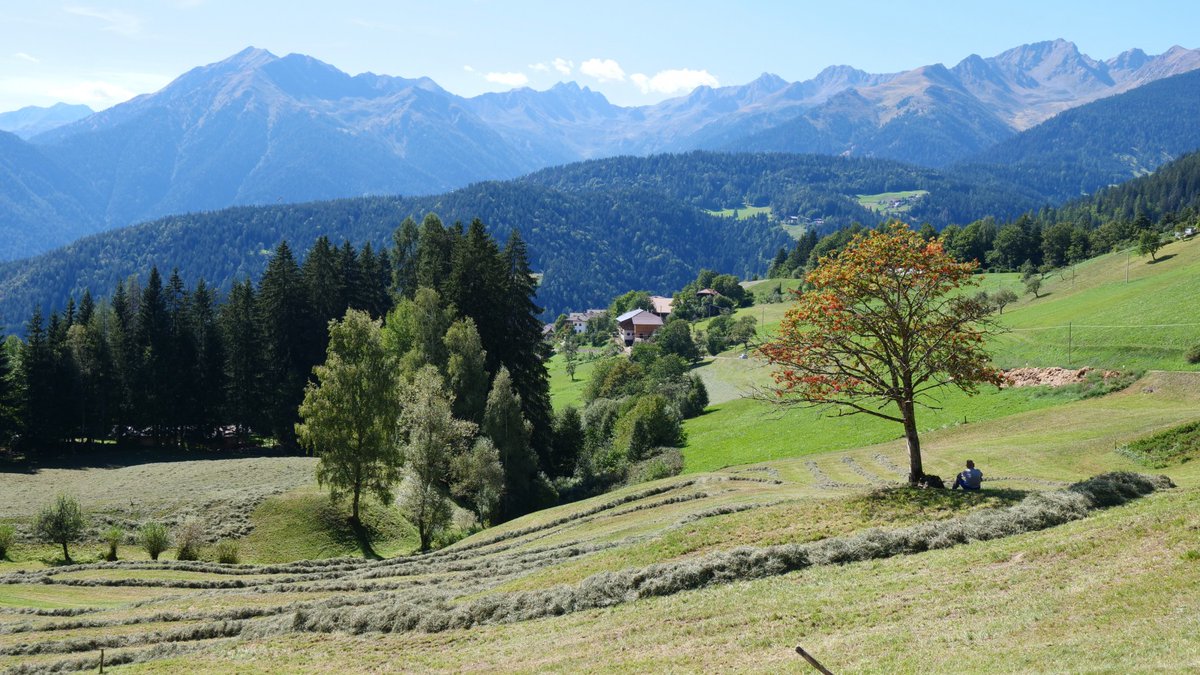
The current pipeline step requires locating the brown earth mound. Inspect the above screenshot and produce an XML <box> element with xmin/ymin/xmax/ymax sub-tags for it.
<box><xmin>1002</xmin><ymin>367</ymin><xmax>1119</xmax><ymax>387</ymax></box>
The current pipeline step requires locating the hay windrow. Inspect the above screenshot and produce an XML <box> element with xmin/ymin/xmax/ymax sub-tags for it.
<box><xmin>270</xmin><ymin>472</ymin><xmax>1170</xmax><ymax>637</ymax></box>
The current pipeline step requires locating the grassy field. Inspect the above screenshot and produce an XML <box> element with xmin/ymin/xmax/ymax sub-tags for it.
<box><xmin>855</xmin><ymin>189</ymin><xmax>929</xmax><ymax>214</ymax></box>
<box><xmin>705</xmin><ymin>204</ymin><xmax>772</xmax><ymax>220</ymax></box>
<box><xmin>1</xmin><ymin>371</ymin><xmax>1196</xmax><ymax>671</ymax></box>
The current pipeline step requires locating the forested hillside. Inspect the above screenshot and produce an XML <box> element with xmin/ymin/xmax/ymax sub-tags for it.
<box><xmin>0</xmin><ymin>182</ymin><xmax>788</xmax><ymax>334</ymax></box>
<box><xmin>957</xmin><ymin>69</ymin><xmax>1200</xmax><ymax>203</ymax></box>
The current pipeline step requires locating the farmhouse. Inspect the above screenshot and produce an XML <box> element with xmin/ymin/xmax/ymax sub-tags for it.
<box><xmin>649</xmin><ymin>295</ymin><xmax>673</xmax><ymax>318</ymax></box>
<box><xmin>616</xmin><ymin>308</ymin><xmax>663</xmax><ymax>346</ymax></box>
<box><xmin>567</xmin><ymin>309</ymin><xmax>606</xmax><ymax>333</ymax></box>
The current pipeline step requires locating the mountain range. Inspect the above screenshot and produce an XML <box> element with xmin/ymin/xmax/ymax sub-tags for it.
<box><xmin>1</xmin><ymin>39</ymin><xmax>1199</xmax><ymax>262</ymax></box>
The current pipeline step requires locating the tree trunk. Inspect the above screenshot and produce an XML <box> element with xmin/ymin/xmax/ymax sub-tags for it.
<box><xmin>902</xmin><ymin>399</ymin><xmax>923</xmax><ymax>485</ymax></box>
<box><xmin>61</xmin><ymin>541</ymin><xmax>71</xmax><ymax>563</ymax></box>
<box><xmin>351</xmin><ymin>486</ymin><xmax>361</xmax><ymax>524</ymax></box>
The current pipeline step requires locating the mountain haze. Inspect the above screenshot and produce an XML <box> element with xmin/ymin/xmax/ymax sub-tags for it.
<box><xmin>0</xmin><ymin>102</ymin><xmax>93</xmax><ymax>139</ymax></box>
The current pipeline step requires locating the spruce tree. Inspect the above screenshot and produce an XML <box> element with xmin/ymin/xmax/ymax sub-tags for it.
<box><xmin>390</xmin><ymin>216</ymin><xmax>420</xmax><ymax>300</ymax></box>
<box><xmin>257</xmin><ymin>242</ymin><xmax>313</xmax><ymax>448</ymax></box>
<box><xmin>136</xmin><ymin>268</ymin><xmax>171</xmax><ymax>440</ymax></box>
<box><xmin>220</xmin><ymin>279</ymin><xmax>263</xmax><ymax>441</ymax></box>
<box><xmin>191</xmin><ymin>280</ymin><xmax>225</xmax><ymax>439</ymax></box>
<box><xmin>20</xmin><ymin>310</ymin><xmax>56</xmax><ymax>448</ymax></box>
<box><xmin>500</xmin><ymin>230</ymin><xmax>555</xmax><ymax>473</ymax></box>
<box><xmin>0</xmin><ymin>337</ymin><xmax>20</xmax><ymax>447</ymax></box>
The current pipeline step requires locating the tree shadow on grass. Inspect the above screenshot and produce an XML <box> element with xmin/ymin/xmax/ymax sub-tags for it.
<box><xmin>349</xmin><ymin>520</ymin><xmax>383</xmax><ymax>560</ymax></box>
<box><xmin>1147</xmin><ymin>254</ymin><xmax>1177</xmax><ymax>265</ymax></box>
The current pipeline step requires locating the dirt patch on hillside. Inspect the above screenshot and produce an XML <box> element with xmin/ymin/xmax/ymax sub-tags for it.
<box><xmin>1003</xmin><ymin>367</ymin><xmax>1120</xmax><ymax>388</ymax></box>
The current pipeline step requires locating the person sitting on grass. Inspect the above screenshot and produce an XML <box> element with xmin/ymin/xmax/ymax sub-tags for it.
<box><xmin>952</xmin><ymin>460</ymin><xmax>983</xmax><ymax>491</ymax></box>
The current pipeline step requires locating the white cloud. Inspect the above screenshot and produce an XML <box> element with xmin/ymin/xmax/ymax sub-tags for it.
<box><xmin>580</xmin><ymin>58</ymin><xmax>625</xmax><ymax>82</ymax></box>
<box><xmin>529</xmin><ymin>62</ymin><xmax>549</xmax><ymax>72</ymax></box>
<box><xmin>552</xmin><ymin>58</ymin><xmax>573</xmax><ymax>75</ymax></box>
<box><xmin>463</xmin><ymin>65</ymin><xmax>475</xmax><ymax>72</ymax></box>
<box><xmin>0</xmin><ymin>72</ymin><xmax>170</xmax><ymax>109</ymax></box>
<box><xmin>13</xmin><ymin>53</ymin><xmax>39</xmax><ymax>64</ymax></box>
<box><xmin>630</xmin><ymin>68</ymin><xmax>719</xmax><ymax>95</ymax></box>
<box><xmin>64</xmin><ymin>6</ymin><xmax>143</xmax><ymax>36</ymax></box>
<box><xmin>485</xmin><ymin>71</ymin><xmax>529</xmax><ymax>87</ymax></box>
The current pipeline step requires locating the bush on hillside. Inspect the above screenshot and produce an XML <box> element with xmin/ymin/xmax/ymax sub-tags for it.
<box><xmin>1118</xmin><ymin>419</ymin><xmax>1200</xmax><ymax>468</ymax></box>
<box><xmin>140</xmin><ymin>522</ymin><xmax>170</xmax><ymax>561</ymax></box>
<box><xmin>627</xmin><ymin>448</ymin><xmax>685</xmax><ymax>484</ymax></box>
<box><xmin>175</xmin><ymin>520</ymin><xmax>205</xmax><ymax>561</ymax></box>
<box><xmin>0</xmin><ymin>524</ymin><xmax>14</xmax><ymax>559</ymax></box>
<box><xmin>214</xmin><ymin>540</ymin><xmax>240</xmax><ymax>564</ymax></box>
<box><xmin>1186</xmin><ymin>343</ymin><xmax>1200</xmax><ymax>364</ymax></box>
<box><xmin>102</xmin><ymin>526</ymin><xmax>124</xmax><ymax>562</ymax></box>
<box><xmin>34</xmin><ymin>494</ymin><xmax>86</xmax><ymax>563</ymax></box>
<box><xmin>611</xmin><ymin>395</ymin><xmax>684</xmax><ymax>462</ymax></box>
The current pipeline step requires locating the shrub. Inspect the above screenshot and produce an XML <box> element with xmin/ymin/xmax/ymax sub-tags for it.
<box><xmin>1187</xmin><ymin>344</ymin><xmax>1200</xmax><ymax>365</ymax></box>
<box><xmin>214</xmin><ymin>540</ymin><xmax>240</xmax><ymax>564</ymax></box>
<box><xmin>140</xmin><ymin>522</ymin><xmax>170</xmax><ymax>561</ymax></box>
<box><xmin>1120</xmin><ymin>419</ymin><xmax>1200</xmax><ymax>468</ymax></box>
<box><xmin>612</xmin><ymin>395</ymin><xmax>684</xmax><ymax>461</ymax></box>
<box><xmin>102</xmin><ymin>526</ymin><xmax>124</xmax><ymax>562</ymax></box>
<box><xmin>627</xmin><ymin>448</ymin><xmax>685</xmax><ymax>484</ymax></box>
<box><xmin>175</xmin><ymin>520</ymin><xmax>205</xmax><ymax>561</ymax></box>
<box><xmin>0</xmin><ymin>524</ymin><xmax>14</xmax><ymax>559</ymax></box>
<box><xmin>34</xmin><ymin>494</ymin><xmax>86</xmax><ymax>563</ymax></box>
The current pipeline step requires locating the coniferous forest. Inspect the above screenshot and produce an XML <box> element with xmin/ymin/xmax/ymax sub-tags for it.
<box><xmin>0</xmin><ymin>216</ymin><xmax>561</xmax><ymax>520</ymax></box>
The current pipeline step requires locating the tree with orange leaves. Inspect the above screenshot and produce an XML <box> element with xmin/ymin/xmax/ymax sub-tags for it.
<box><xmin>758</xmin><ymin>224</ymin><xmax>1003</xmax><ymax>485</ymax></box>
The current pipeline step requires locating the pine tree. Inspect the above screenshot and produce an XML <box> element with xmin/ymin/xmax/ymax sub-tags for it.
<box><xmin>500</xmin><ymin>230</ymin><xmax>555</xmax><ymax>475</ymax></box>
<box><xmin>0</xmin><ymin>337</ymin><xmax>21</xmax><ymax>447</ymax></box>
<box><xmin>416</xmin><ymin>213</ymin><xmax>455</xmax><ymax>291</ymax></box>
<box><xmin>135</xmin><ymin>268</ymin><xmax>171</xmax><ymax>440</ymax></box>
<box><xmin>108</xmin><ymin>281</ymin><xmax>136</xmax><ymax>443</ymax></box>
<box><xmin>220</xmin><ymin>279</ymin><xmax>263</xmax><ymax>441</ymax></box>
<box><xmin>165</xmin><ymin>269</ymin><xmax>197</xmax><ymax>443</ymax></box>
<box><xmin>258</xmin><ymin>242</ymin><xmax>313</xmax><ymax>448</ymax></box>
<box><xmin>191</xmin><ymin>280</ymin><xmax>225</xmax><ymax>440</ymax></box>
<box><xmin>20</xmin><ymin>310</ymin><xmax>56</xmax><ymax>448</ymax></box>
<box><xmin>391</xmin><ymin>216</ymin><xmax>421</xmax><ymax>301</ymax></box>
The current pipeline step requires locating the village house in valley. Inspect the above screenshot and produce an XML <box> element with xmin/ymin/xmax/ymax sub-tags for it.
<box><xmin>616</xmin><ymin>308</ymin><xmax>663</xmax><ymax>346</ymax></box>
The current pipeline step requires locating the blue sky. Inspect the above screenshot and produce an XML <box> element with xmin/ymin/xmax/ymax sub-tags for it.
<box><xmin>1</xmin><ymin>1</ymin><xmax>1197</xmax><ymax>111</ymax></box>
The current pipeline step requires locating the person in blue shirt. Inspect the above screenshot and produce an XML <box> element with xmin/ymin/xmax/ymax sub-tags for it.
<box><xmin>952</xmin><ymin>460</ymin><xmax>983</xmax><ymax>490</ymax></box>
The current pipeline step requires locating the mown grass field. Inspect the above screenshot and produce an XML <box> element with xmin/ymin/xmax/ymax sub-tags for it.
<box><xmin>704</xmin><ymin>204</ymin><xmax>772</xmax><ymax>220</ymax></box>
<box><xmin>1</xmin><ymin>371</ymin><xmax>1196</xmax><ymax>671</ymax></box>
<box><xmin>855</xmin><ymin>189</ymin><xmax>929</xmax><ymax>214</ymax></box>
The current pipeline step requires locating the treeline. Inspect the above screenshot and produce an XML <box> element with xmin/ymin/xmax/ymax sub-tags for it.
<box><xmin>0</xmin><ymin>215</ymin><xmax>562</xmax><ymax>520</ymax></box>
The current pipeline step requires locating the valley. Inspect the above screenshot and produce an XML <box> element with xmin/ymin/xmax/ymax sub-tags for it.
<box><xmin>2</xmin><ymin>15</ymin><xmax>1199</xmax><ymax>672</ymax></box>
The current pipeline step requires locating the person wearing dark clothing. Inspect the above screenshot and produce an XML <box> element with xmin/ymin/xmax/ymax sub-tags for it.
<box><xmin>952</xmin><ymin>460</ymin><xmax>983</xmax><ymax>490</ymax></box>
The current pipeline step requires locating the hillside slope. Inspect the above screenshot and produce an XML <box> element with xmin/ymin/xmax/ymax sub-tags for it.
<box><xmin>1</xmin><ymin>371</ymin><xmax>1197</xmax><ymax>671</ymax></box>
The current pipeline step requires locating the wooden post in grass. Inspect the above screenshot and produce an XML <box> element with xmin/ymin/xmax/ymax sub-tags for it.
<box><xmin>795</xmin><ymin>645</ymin><xmax>834</xmax><ymax>674</ymax></box>
<box><xmin>99</xmin><ymin>648</ymin><xmax>104</xmax><ymax>673</ymax></box>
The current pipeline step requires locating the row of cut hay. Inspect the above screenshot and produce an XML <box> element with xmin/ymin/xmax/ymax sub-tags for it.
<box><xmin>272</xmin><ymin>472</ymin><xmax>1170</xmax><ymax>636</ymax></box>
